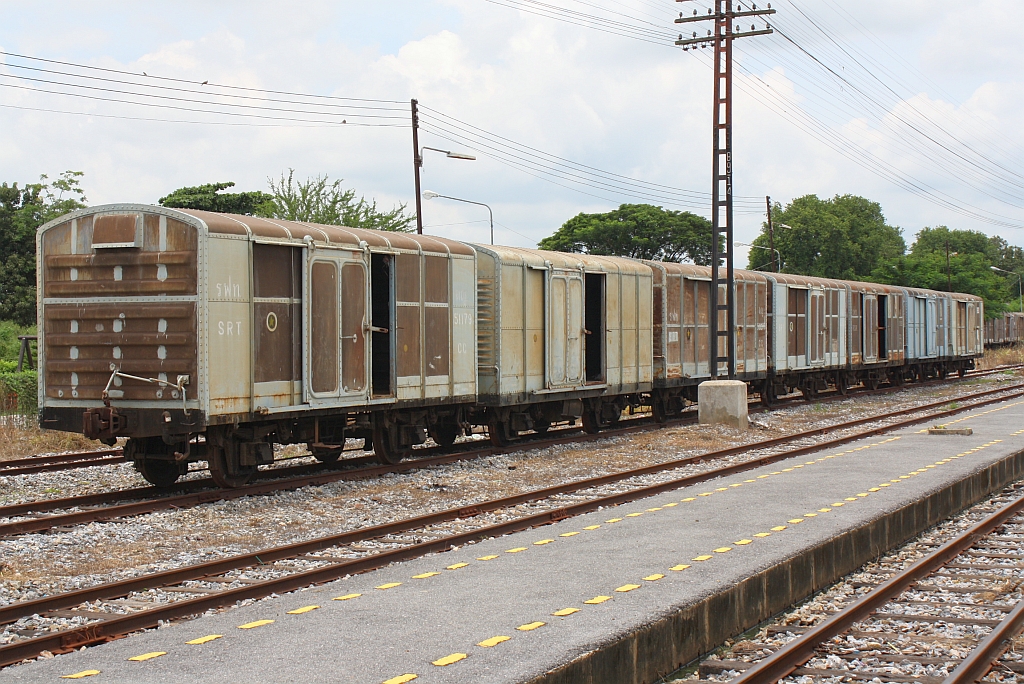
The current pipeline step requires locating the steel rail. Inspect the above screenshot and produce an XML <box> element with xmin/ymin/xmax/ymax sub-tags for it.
<box><xmin>3</xmin><ymin>381</ymin><xmax>1023</xmax><ymax>539</ymax></box>
<box><xmin>1</xmin><ymin>387</ymin><xmax>1023</xmax><ymax>666</ymax></box>
<box><xmin>728</xmin><ymin>491</ymin><xmax>1024</xmax><ymax>684</ymax></box>
<box><xmin>942</xmin><ymin>599</ymin><xmax>1024</xmax><ymax>683</ymax></box>
<box><xmin>2</xmin><ymin>364</ymin><xmax>1017</xmax><ymax>479</ymax></box>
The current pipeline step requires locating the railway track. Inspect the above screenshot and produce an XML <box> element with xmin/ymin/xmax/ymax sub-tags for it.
<box><xmin>2</xmin><ymin>364</ymin><xmax>1019</xmax><ymax>480</ymax></box>
<box><xmin>2</xmin><ymin>380</ymin><xmax>1024</xmax><ymax>540</ymax></box>
<box><xmin>1</xmin><ymin>383</ymin><xmax>1023</xmax><ymax>667</ymax></box>
<box><xmin>4</xmin><ymin>376</ymin><xmax>1024</xmax><ymax>539</ymax></box>
<box><xmin>705</xmin><ymin>483</ymin><xmax>1024</xmax><ymax>683</ymax></box>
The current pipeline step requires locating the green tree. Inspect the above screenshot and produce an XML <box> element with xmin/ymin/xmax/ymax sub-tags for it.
<box><xmin>260</xmin><ymin>170</ymin><xmax>414</xmax><ymax>232</ymax></box>
<box><xmin>158</xmin><ymin>181</ymin><xmax>275</xmax><ymax>215</ymax></box>
<box><xmin>0</xmin><ymin>171</ymin><xmax>87</xmax><ymax>325</ymax></box>
<box><xmin>749</xmin><ymin>195</ymin><xmax>905</xmax><ymax>279</ymax></box>
<box><xmin>538</xmin><ymin>204</ymin><xmax>714</xmax><ymax>264</ymax></box>
<box><xmin>872</xmin><ymin>226</ymin><xmax>1011</xmax><ymax>317</ymax></box>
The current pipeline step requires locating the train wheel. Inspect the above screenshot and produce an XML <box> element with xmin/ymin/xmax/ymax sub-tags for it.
<box><xmin>835</xmin><ymin>372</ymin><xmax>848</xmax><ymax>396</ymax></box>
<box><xmin>760</xmin><ymin>381</ymin><xmax>777</xmax><ymax>408</ymax></box>
<box><xmin>372</xmin><ymin>423</ymin><xmax>409</xmax><ymax>465</ymax></box>
<box><xmin>207</xmin><ymin>444</ymin><xmax>257</xmax><ymax>488</ymax></box>
<box><xmin>138</xmin><ymin>458</ymin><xmax>182</xmax><ymax>488</ymax></box>
<box><xmin>652</xmin><ymin>396</ymin><xmax>670</xmax><ymax>423</ymax></box>
<box><xmin>429</xmin><ymin>422</ymin><xmax>461</xmax><ymax>448</ymax></box>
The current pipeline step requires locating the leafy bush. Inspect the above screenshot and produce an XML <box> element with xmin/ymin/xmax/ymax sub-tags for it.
<box><xmin>0</xmin><ymin>320</ymin><xmax>36</xmax><ymax>364</ymax></box>
<box><xmin>0</xmin><ymin>370</ymin><xmax>37</xmax><ymax>415</ymax></box>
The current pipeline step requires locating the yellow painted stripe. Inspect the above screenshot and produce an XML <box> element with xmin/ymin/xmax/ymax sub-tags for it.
<box><xmin>868</xmin><ymin>488</ymin><xmax>881</xmax><ymax>492</ymax></box>
<box><xmin>287</xmin><ymin>605</ymin><xmax>320</xmax><ymax>614</ymax></box>
<box><xmin>432</xmin><ymin>653</ymin><xmax>467</xmax><ymax>666</ymax></box>
<box><xmin>383</xmin><ymin>675</ymin><xmax>418</xmax><ymax>684</ymax></box>
<box><xmin>754</xmin><ymin>532</ymin><xmax>771</xmax><ymax>538</ymax></box>
<box><xmin>714</xmin><ymin>547</ymin><xmax>732</xmax><ymax>553</ymax></box>
<box><xmin>787</xmin><ymin>519</ymin><xmax>804</xmax><ymax>524</ymax></box>
<box><xmin>831</xmin><ymin>502</ymin><xmax>845</xmax><ymax>507</ymax></box>
<box><xmin>447</xmin><ymin>563</ymin><xmax>469</xmax><ymax>570</ymax></box>
<box><xmin>670</xmin><ymin>564</ymin><xmax>690</xmax><ymax>571</ymax></box>
<box><xmin>560</xmin><ymin>532</ymin><xmax>580</xmax><ymax>537</ymax></box>
<box><xmin>128</xmin><ymin>652</ymin><xmax>166</xmax><ymax>662</ymax></box>
<box><xmin>615</xmin><ymin>584</ymin><xmax>641</xmax><ymax>592</ymax></box>
<box><xmin>626</xmin><ymin>513</ymin><xmax>644</xmax><ymax>517</ymax></box>
<box><xmin>553</xmin><ymin>607</ymin><xmax>580</xmax><ymax>616</ymax></box>
<box><xmin>583</xmin><ymin>525</ymin><xmax>602</xmax><ymax>530</ymax></box>
<box><xmin>857</xmin><ymin>493</ymin><xmax>870</xmax><ymax>497</ymax></box>
<box><xmin>476</xmin><ymin>555</ymin><xmax>499</xmax><ymax>561</ymax></box>
<box><xmin>605</xmin><ymin>518</ymin><xmax>623</xmax><ymax>523</ymax></box>
<box><xmin>698</xmin><ymin>493</ymin><xmax>713</xmax><ymax>497</ymax></box>
<box><xmin>681</xmin><ymin>497</ymin><xmax>697</xmax><ymax>501</ymax></box>
<box><xmin>584</xmin><ymin>595</ymin><xmax>612</xmax><ymax>604</ymax></box>
<box><xmin>647</xmin><ymin>507</ymin><xmax>663</xmax><ymax>511</ymax></box>
<box><xmin>517</xmin><ymin>621</ymin><xmax>546</xmax><ymax>631</ymax></box>
<box><xmin>715</xmin><ymin>487</ymin><xmax>729</xmax><ymax>491</ymax></box>
<box><xmin>771</xmin><ymin>526</ymin><xmax>787</xmax><ymax>531</ymax></box>
<box><xmin>506</xmin><ymin>547</ymin><xmax>528</xmax><ymax>553</ymax></box>
<box><xmin>734</xmin><ymin>539</ymin><xmax>753</xmax><ymax>546</ymax></box>
<box><xmin>238</xmin><ymin>620</ymin><xmax>274</xmax><ymax>629</ymax></box>
<box><xmin>818</xmin><ymin>508</ymin><xmax>832</xmax><ymax>512</ymax></box>
<box><xmin>693</xmin><ymin>555</ymin><xmax>713</xmax><ymax>561</ymax></box>
<box><xmin>61</xmin><ymin>671</ymin><xmax>101</xmax><ymax>679</ymax></box>
<box><xmin>376</xmin><ymin>582</ymin><xmax>403</xmax><ymax>590</ymax></box>
<box><xmin>663</xmin><ymin>502</ymin><xmax>679</xmax><ymax>507</ymax></box>
<box><xmin>478</xmin><ymin>635</ymin><xmax>511</xmax><ymax>648</ymax></box>
<box><xmin>534</xmin><ymin>539</ymin><xmax>555</xmax><ymax>545</ymax></box>
<box><xmin>803</xmin><ymin>513</ymin><xmax>817</xmax><ymax>518</ymax></box>
<box><xmin>412</xmin><ymin>572</ymin><xmax>439</xmax><ymax>579</ymax></box>
<box><xmin>844</xmin><ymin>497</ymin><xmax>858</xmax><ymax>501</ymax></box>
<box><xmin>744</xmin><ymin>479</ymin><xmax>756</xmax><ymax>482</ymax></box>
<box><xmin>643</xmin><ymin>574</ymin><xmax>665</xmax><ymax>581</ymax></box>
<box><xmin>333</xmin><ymin>593</ymin><xmax>362</xmax><ymax>601</ymax></box>
<box><xmin>186</xmin><ymin>634</ymin><xmax>223</xmax><ymax>645</ymax></box>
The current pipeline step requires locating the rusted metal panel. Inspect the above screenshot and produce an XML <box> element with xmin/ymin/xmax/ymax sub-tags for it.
<box><xmin>340</xmin><ymin>263</ymin><xmax>367</xmax><ymax>393</ymax></box>
<box><xmin>309</xmin><ymin>261</ymin><xmax>339</xmax><ymax>395</ymax></box>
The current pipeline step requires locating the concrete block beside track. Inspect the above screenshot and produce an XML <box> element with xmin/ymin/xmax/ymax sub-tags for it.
<box><xmin>698</xmin><ymin>380</ymin><xmax>749</xmax><ymax>430</ymax></box>
<box><xmin>3</xmin><ymin>399</ymin><xmax>1024</xmax><ymax>684</ymax></box>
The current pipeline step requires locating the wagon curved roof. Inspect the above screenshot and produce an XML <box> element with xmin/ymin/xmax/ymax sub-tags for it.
<box><xmin>473</xmin><ymin>245</ymin><xmax>653</xmax><ymax>276</ymax></box>
<box><xmin>644</xmin><ymin>261</ymin><xmax>769</xmax><ymax>284</ymax></box>
<box><xmin>901</xmin><ymin>285</ymin><xmax>983</xmax><ymax>302</ymax></box>
<box><xmin>764</xmin><ymin>272</ymin><xmax>849</xmax><ymax>289</ymax></box>
<box><xmin>38</xmin><ymin>204</ymin><xmax>475</xmax><ymax>256</ymax></box>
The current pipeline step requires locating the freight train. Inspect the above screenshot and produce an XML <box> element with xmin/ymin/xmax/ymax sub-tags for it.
<box><xmin>36</xmin><ymin>205</ymin><xmax>985</xmax><ymax>488</ymax></box>
<box><xmin>984</xmin><ymin>311</ymin><xmax>1024</xmax><ymax>346</ymax></box>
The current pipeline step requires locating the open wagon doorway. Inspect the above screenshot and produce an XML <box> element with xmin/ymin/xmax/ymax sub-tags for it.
<box><xmin>584</xmin><ymin>273</ymin><xmax>605</xmax><ymax>383</ymax></box>
<box><xmin>370</xmin><ymin>253</ymin><xmax>395</xmax><ymax>398</ymax></box>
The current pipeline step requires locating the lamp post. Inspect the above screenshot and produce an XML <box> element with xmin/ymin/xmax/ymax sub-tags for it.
<box><xmin>423</xmin><ymin>191</ymin><xmax>494</xmax><ymax>245</ymax></box>
<box><xmin>410</xmin><ymin>98</ymin><xmax>476</xmax><ymax>235</ymax></box>
<box><xmin>991</xmin><ymin>266</ymin><xmax>1024</xmax><ymax>312</ymax></box>
<box><xmin>736</xmin><ymin>241</ymin><xmax>781</xmax><ymax>273</ymax></box>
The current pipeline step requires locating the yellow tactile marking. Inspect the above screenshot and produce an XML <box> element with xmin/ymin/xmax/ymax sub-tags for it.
<box><xmin>560</xmin><ymin>532</ymin><xmax>580</xmax><ymax>537</ymax></box>
<box><xmin>506</xmin><ymin>547</ymin><xmax>528</xmax><ymax>553</ymax></box>
<box><xmin>432</xmin><ymin>653</ymin><xmax>468</xmax><ymax>666</ymax></box>
<box><xmin>693</xmin><ymin>554</ymin><xmax>714</xmax><ymax>561</ymax></box>
<box><xmin>647</xmin><ymin>507</ymin><xmax>664</xmax><ymax>511</ymax></box>
<box><xmin>287</xmin><ymin>605</ymin><xmax>320</xmax><ymax>614</ymax></box>
<box><xmin>716</xmin><ymin>487</ymin><xmax>729</xmax><ymax>491</ymax></box>
<box><xmin>664</xmin><ymin>502</ymin><xmax>679</xmax><ymax>507</ymax></box>
<box><xmin>383</xmin><ymin>675</ymin><xmax>418</xmax><ymax>684</ymax></box>
<box><xmin>754</xmin><ymin>532</ymin><xmax>771</xmax><ymax>538</ymax></box>
<box><xmin>583</xmin><ymin>525</ymin><xmax>602</xmax><ymax>530</ymax></box>
<box><xmin>478</xmin><ymin>635</ymin><xmax>511</xmax><ymax>647</ymax></box>
<box><xmin>534</xmin><ymin>539</ymin><xmax>555</xmax><ymax>545</ymax></box>
<box><xmin>333</xmin><ymin>593</ymin><xmax>362</xmax><ymax>601</ymax></box>
<box><xmin>803</xmin><ymin>513</ymin><xmax>818</xmax><ymax>518</ymax></box>
<box><xmin>585</xmin><ymin>595</ymin><xmax>612</xmax><ymax>604</ymax></box>
<box><xmin>517</xmin><ymin>621</ymin><xmax>546</xmax><ymax>631</ymax></box>
<box><xmin>644</xmin><ymin>573</ymin><xmax>665</xmax><ymax>581</ymax></box>
<box><xmin>476</xmin><ymin>555</ymin><xmax>499</xmax><ymax>561</ymax></box>
<box><xmin>831</xmin><ymin>502</ymin><xmax>845</xmax><ymax>506</ymax></box>
<box><xmin>605</xmin><ymin>518</ymin><xmax>623</xmax><ymax>523</ymax></box>
<box><xmin>186</xmin><ymin>634</ymin><xmax>223</xmax><ymax>645</ymax></box>
<box><xmin>869</xmin><ymin>487</ymin><xmax>881</xmax><ymax>492</ymax></box>
<box><xmin>128</xmin><ymin>652</ymin><xmax>166</xmax><ymax>662</ymax></box>
<box><xmin>771</xmin><ymin>526</ymin><xmax>787</xmax><ymax>531</ymax></box>
<box><xmin>734</xmin><ymin>539</ymin><xmax>753</xmax><ymax>545</ymax></box>
<box><xmin>670</xmin><ymin>564</ymin><xmax>691</xmax><ymax>571</ymax></box>
<box><xmin>447</xmin><ymin>563</ymin><xmax>469</xmax><ymax>570</ymax></box>
<box><xmin>553</xmin><ymin>607</ymin><xmax>580</xmax><ymax>616</ymax></box>
<box><xmin>681</xmin><ymin>497</ymin><xmax>697</xmax><ymax>501</ymax></box>
<box><xmin>412</xmin><ymin>572</ymin><xmax>439</xmax><ymax>579</ymax></box>
<box><xmin>698</xmin><ymin>492</ymin><xmax>714</xmax><ymax>497</ymax></box>
<box><xmin>626</xmin><ymin>513</ymin><xmax>644</xmax><ymax>517</ymax></box>
<box><xmin>615</xmin><ymin>584</ymin><xmax>641</xmax><ymax>592</ymax></box>
<box><xmin>818</xmin><ymin>508</ymin><xmax>832</xmax><ymax>513</ymax></box>
<box><xmin>845</xmin><ymin>497</ymin><xmax>858</xmax><ymax>502</ymax></box>
<box><xmin>238</xmin><ymin>619</ymin><xmax>274</xmax><ymax>629</ymax></box>
<box><xmin>376</xmin><ymin>582</ymin><xmax>403</xmax><ymax>589</ymax></box>
<box><xmin>745</xmin><ymin>479</ymin><xmax>756</xmax><ymax>483</ymax></box>
<box><xmin>60</xmin><ymin>672</ymin><xmax>101</xmax><ymax>680</ymax></box>
<box><xmin>714</xmin><ymin>547</ymin><xmax>732</xmax><ymax>553</ymax></box>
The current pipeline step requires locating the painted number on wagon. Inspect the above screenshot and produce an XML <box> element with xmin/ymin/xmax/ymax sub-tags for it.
<box><xmin>453</xmin><ymin>312</ymin><xmax>474</xmax><ymax>326</ymax></box>
<box><xmin>218</xmin><ymin>321</ymin><xmax>244</xmax><ymax>336</ymax></box>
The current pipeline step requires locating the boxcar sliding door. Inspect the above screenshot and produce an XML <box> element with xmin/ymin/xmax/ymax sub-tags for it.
<box><xmin>547</xmin><ymin>268</ymin><xmax>584</xmax><ymax>389</ymax></box>
<box><xmin>252</xmin><ymin>244</ymin><xmax>304</xmax><ymax>410</ymax></box>
<box><xmin>306</xmin><ymin>254</ymin><xmax>369</xmax><ymax>406</ymax></box>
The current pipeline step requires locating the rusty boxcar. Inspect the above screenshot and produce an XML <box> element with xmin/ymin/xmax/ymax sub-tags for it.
<box><xmin>38</xmin><ymin>205</ymin><xmax>477</xmax><ymax>487</ymax></box>
<box><xmin>986</xmin><ymin>311</ymin><xmax>1024</xmax><ymax>346</ymax></box>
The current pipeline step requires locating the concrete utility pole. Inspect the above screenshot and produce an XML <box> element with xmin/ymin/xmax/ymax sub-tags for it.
<box><xmin>766</xmin><ymin>195</ymin><xmax>775</xmax><ymax>273</ymax></box>
<box><xmin>676</xmin><ymin>1</ymin><xmax>775</xmax><ymax>379</ymax></box>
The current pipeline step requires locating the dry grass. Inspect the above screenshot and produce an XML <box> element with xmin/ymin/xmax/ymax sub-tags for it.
<box><xmin>978</xmin><ymin>344</ymin><xmax>1024</xmax><ymax>369</ymax></box>
<box><xmin>0</xmin><ymin>423</ymin><xmax>104</xmax><ymax>462</ymax></box>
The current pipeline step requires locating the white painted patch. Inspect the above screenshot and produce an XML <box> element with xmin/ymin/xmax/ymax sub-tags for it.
<box><xmin>71</xmin><ymin>372</ymin><xmax>79</xmax><ymax>387</ymax></box>
<box><xmin>113</xmin><ymin>265</ymin><xmax>122</xmax><ymax>281</ymax></box>
<box><xmin>113</xmin><ymin>319</ymin><xmax>123</xmax><ymax>333</ymax></box>
<box><xmin>158</xmin><ymin>372</ymin><xmax>168</xmax><ymax>383</ymax></box>
<box><xmin>113</xmin><ymin>346</ymin><xmax>122</xmax><ymax>359</ymax></box>
<box><xmin>70</xmin><ymin>320</ymin><xmax>78</xmax><ymax>333</ymax></box>
<box><xmin>95</xmin><ymin>323</ymin><xmax>104</xmax><ymax>332</ymax></box>
<box><xmin>159</xmin><ymin>215</ymin><xmax>167</xmax><ymax>251</ymax></box>
<box><xmin>70</xmin><ymin>267</ymin><xmax>78</xmax><ymax>281</ymax></box>
<box><xmin>113</xmin><ymin>376</ymin><xmax>122</xmax><ymax>387</ymax></box>
<box><xmin>158</xmin><ymin>318</ymin><xmax>167</xmax><ymax>333</ymax></box>
<box><xmin>157</xmin><ymin>264</ymin><xmax>168</xmax><ymax>282</ymax></box>
<box><xmin>157</xmin><ymin>345</ymin><xmax>167</xmax><ymax>360</ymax></box>
<box><xmin>70</xmin><ymin>346</ymin><xmax>79</xmax><ymax>360</ymax></box>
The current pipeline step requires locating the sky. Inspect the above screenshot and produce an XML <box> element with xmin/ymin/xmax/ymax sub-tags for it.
<box><xmin>2</xmin><ymin>0</ymin><xmax>1023</xmax><ymax>266</ymax></box>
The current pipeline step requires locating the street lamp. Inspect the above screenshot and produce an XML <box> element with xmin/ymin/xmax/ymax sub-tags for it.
<box><xmin>736</xmin><ymin>241</ymin><xmax>781</xmax><ymax>273</ymax></box>
<box><xmin>423</xmin><ymin>191</ymin><xmax>494</xmax><ymax>245</ymax></box>
<box><xmin>991</xmin><ymin>266</ymin><xmax>1024</xmax><ymax>313</ymax></box>
<box><xmin>413</xmin><ymin>144</ymin><xmax>476</xmax><ymax>235</ymax></box>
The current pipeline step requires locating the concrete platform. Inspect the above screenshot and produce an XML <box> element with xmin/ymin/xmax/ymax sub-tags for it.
<box><xmin>5</xmin><ymin>397</ymin><xmax>1024</xmax><ymax>684</ymax></box>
